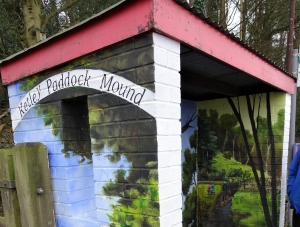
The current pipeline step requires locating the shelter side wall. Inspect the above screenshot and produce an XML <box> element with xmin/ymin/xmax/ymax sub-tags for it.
<box><xmin>194</xmin><ymin>93</ymin><xmax>288</xmax><ymax>227</ymax></box>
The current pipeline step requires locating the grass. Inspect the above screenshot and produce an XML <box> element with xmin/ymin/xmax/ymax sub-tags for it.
<box><xmin>196</xmin><ymin>153</ymin><xmax>278</xmax><ymax>226</ymax></box>
<box><xmin>231</xmin><ymin>191</ymin><xmax>280</xmax><ymax>227</ymax></box>
<box><xmin>212</xmin><ymin>152</ymin><xmax>270</xmax><ymax>179</ymax></box>
<box><xmin>196</xmin><ymin>183</ymin><xmax>222</xmax><ymax>220</ymax></box>
<box><xmin>197</xmin><ymin>183</ymin><xmax>222</xmax><ymax>204</ymax></box>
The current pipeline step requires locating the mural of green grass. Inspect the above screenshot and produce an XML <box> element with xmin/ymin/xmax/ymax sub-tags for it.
<box><xmin>212</xmin><ymin>153</ymin><xmax>269</xmax><ymax>179</ymax></box>
<box><xmin>232</xmin><ymin>191</ymin><xmax>280</xmax><ymax>227</ymax></box>
<box><xmin>197</xmin><ymin>184</ymin><xmax>222</xmax><ymax>203</ymax></box>
<box><xmin>196</xmin><ymin>183</ymin><xmax>222</xmax><ymax>221</ymax></box>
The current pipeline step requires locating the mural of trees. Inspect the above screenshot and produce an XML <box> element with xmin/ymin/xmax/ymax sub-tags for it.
<box><xmin>228</xmin><ymin>93</ymin><xmax>282</xmax><ymax>227</ymax></box>
<box><xmin>182</xmin><ymin>93</ymin><xmax>285</xmax><ymax>227</ymax></box>
<box><xmin>197</xmin><ymin>109</ymin><xmax>219</xmax><ymax>179</ymax></box>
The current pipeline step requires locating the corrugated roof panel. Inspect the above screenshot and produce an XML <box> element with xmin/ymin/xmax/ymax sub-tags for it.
<box><xmin>173</xmin><ymin>0</ymin><xmax>293</xmax><ymax>78</ymax></box>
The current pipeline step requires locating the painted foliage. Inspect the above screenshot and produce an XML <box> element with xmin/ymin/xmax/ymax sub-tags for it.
<box><xmin>182</xmin><ymin>93</ymin><xmax>286</xmax><ymax>227</ymax></box>
<box><xmin>181</xmin><ymin>99</ymin><xmax>198</xmax><ymax>227</ymax></box>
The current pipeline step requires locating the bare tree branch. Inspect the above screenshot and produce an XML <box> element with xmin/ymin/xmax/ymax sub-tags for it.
<box><xmin>182</xmin><ymin>111</ymin><xmax>197</xmax><ymax>134</ymax></box>
<box><xmin>41</xmin><ymin>0</ymin><xmax>80</xmax><ymax>31</ymax></box>
<box><xmin>0</xmin><ymin>109</ymin><xmax>9</xmax><ymax>120</ymax></box>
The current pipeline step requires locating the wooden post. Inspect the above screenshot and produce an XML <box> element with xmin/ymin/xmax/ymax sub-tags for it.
<box><xmin>0</xmin><ymin>149</ymin><xmax>21</xmax><ymax>227</ymax></box>
<box><xmin>13</xmin><ymin>143</ymin><xmax>55</xmax><ymax>227</ymax></box>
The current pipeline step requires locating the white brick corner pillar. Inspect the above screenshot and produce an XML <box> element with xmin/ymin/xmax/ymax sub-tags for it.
<box><xmin>153</xmin><ymin>32</ymin><xmax>182</xmax><ymax>227</ymax></box>
<box><xmin>279</xmin><ymin>93</ymin><xmax>292</xmax><ymax>227</ymax></box>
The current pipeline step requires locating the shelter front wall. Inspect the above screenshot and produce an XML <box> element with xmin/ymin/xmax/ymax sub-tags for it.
<box><xmin>181</xmin><ymin>93</ymin><xmax>290</xmax><ymax>227</ymax></box>
<box><xmin>7</xmin><ymin>33</ymin><xmax>165</xmax><ymax>227</ymax></box>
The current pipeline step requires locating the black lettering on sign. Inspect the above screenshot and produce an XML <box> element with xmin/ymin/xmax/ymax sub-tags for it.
<box><xmin>46</xmin><ymin>70</ymin><xmax>91</xmax><ymax>96</ymax></box>
<box><xmin>100</xmin><ymin>74</ymin><xmax>146</xmax><ymax>105</ymax></box>
<box><xmin>16</xmin><ymin>69</ymin><xmax>149</xmax><ymax>119</ymax></box>
<box><xmin>18</xmin><ymin>85</ymin><xmax>42</xmax><ymax>118</ymax></box>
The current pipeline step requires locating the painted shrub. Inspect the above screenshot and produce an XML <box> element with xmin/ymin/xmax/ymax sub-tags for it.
<box><xmin>88</xmin><ymin>92</ymin><xmax>159</xmax><ymax>226</ymax></box>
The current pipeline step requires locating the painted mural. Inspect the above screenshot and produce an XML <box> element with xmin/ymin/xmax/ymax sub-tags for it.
<box><xmin>12</xmin><ymin>72</ymin><xmax>159</xmax><ymax>227</ymax></box>
<box><xmin>7</xmin><ymin>34</ymin><xmax>161</xmax><ymax>227</ymax></box>
<box><xmin>181</xmin><ymin>99</ymin><xmax>198</xmax><ymax>227</ymax></box>
<box><xmin>89</xmin><ymin>92</ymin><xmax>159</xmax><ymax>227</ymax></box>
<box><xmin>182</xmin><ymin>93</ymin><xmax>286</xmax><ymax>227</ymax></box>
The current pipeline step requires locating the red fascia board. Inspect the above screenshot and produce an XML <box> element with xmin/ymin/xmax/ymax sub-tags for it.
<box><xmin>1</xmin><ymin>0</ymin><xmax>153</xmax><ymax>85</ymax></box>
<box><xmin>152</xmin><ymin>0</ymin><xmax>295</xmax><ymax>94</ymax></box>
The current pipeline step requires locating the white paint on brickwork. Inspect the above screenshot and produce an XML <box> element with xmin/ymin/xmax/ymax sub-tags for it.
<box><xmin>159</xmin><ymin>181</ymin><xmax>182</xmax><ymax>200</ymax></box>
<box><xmin>160</xmin><ymin>194</ymin><xmax>182</xmax><ymax>216</ymax></box>
<box><xmin>153</xmin><ymin>45</ymin><xmax>180</xmax><ymax>71</ymax></box>
<box><xmin>158</xmin><ymin>151</ymin><xmax>181</xmax><ymax>168</ymax></box>
<box><xmin>155</xmin><ymin>83</ymin><xmax>181</xmax><ymax>103</ymax></box>
<box><xmin>279</xmin><ymin>93</ymin><xmax>292</xmax><ymax>227</ymax></box>
<box><xmin>153</xmin><ymin>32</ymin><xmax>182</xmax><ymax>226</ymax></box>
<box><xmin>158</xmin><ymin>166</ymin><xmax>182</xmax><ymax>184</ymax></box>
<box><xmin>160</xmin><ymin>208</ymin><xmax>182</xmax><ymax>227</ymax></box>
<box><xmin>155</xmin><ymin>65</ymin><xmax>181</xmax><ymax>87</ymax></box>
<box><xmin>155</xmin><ymin>102</ymin><xmax>181</xmax><ymax>119</ymax></box>
<box><xmin>157</xmin><ymin>136</ymin><xmax>182</xmax><ymax>151</ymax></box>
<box><xmin>156</xmin><ymin>119</ymin><xmax>181</xmax><ymax>135</ymax></box>
<box><xmin>153</xmin><ymin>33</ymin><xmax>180</xmax><ymax>55</ymax></box>
<box><xmin>10</xmin><ymin>69</ymin><xmax>156</xmax><ymax>131</ymax></box>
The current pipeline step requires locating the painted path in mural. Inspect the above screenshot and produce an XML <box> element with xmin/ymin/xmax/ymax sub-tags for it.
<box><xmin>203</xmin><ymin>192</ymin><xmax>234</xmax><ymax>227</ymax></box>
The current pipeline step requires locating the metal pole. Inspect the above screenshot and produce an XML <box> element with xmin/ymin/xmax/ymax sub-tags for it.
<box><xmin>287</xmin><ymin>49</ymin><xmax>298</xmax><ymax>226</ymax></box>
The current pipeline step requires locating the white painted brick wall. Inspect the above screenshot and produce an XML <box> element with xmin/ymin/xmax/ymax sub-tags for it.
<box><xmin>158</xmin><ymin>166</ymin><xmax>182</xmax><ymax>184</ymax></box>
<box><xmin>153</xmin><ymin>32</ymin><xmax>182</xmax><ymax>226</ymax></box>
<box><xmin>160</xmin><ymin>209</ymin><xmax>182</xmax><ymax>227</ymax></box>
<box><xmin>155</xmin><ymin>84</ymin><xmax>181</xmax><ymax>103</ymax></box>
<box><xmin>160</xmin><ymin>194</ymin><xmax>182</xmax><ymax>216</ymax></box>
<box><xmin>157</xmin><ymin>136</ymin><xmax>182</xmax><ymax>151</ymax></box>
<box><xmin>155</xmin><ymin>102</ymin><xmax>181</xmax><ymax>119</ymax></box>
<box><xmin>158</xmin><ymin>151</ymin><xmax>181</xmax><ymax>168</ymax></box>
<box><xmin>279</xmin><ymin>93</ymin><xmax>292</xmax><ymax>227</ymax></box>
<box><xmin>156</xmin><ymin>119</ymin><xmax>181</xmax><ymax>136</ymax></box>
<box><xmin>153</xmin><ymin>33</ymin><xmax>180</xmax><ymax>55</ymax></box>
<box><xmin>159</xmin><ymin>181</ymin><xmax>182</xmax><ymax>200</ymax></box>
<box><xmin>155</xmin><ymin>65</ymin><xmax>181</xmax><ymax>87</ymax></box>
